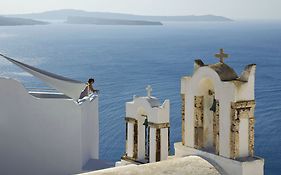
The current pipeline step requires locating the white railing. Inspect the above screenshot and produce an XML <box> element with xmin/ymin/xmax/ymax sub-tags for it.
<box><xmin>27</xmin><ymin>87</ymin><xmax>99</xmax><ymax>101</ymax></box>
<box><xmin>27</xmin><ymin>87</ymin><xmax>58</xmax><ymax>93</ymax></box>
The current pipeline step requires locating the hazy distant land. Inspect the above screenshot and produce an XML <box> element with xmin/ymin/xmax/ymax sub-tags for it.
<box><xmin>66</xmin><ymin>16</ymin><xmax>163</xmax><ymax>25</ymax></box>
<box><xmin>1</xmin><ymin>9</ymin><xmax>232</xmax><ymax>26</ymax></box>
<box><xmin>9</xmin><ymin>9</ymin><xmax>233</xmax><ymax>22</ymax></box>
<box><xmin>0</xmin><ymin>16</ymin><xmax>48</xmax><ymax>26</ymax></box>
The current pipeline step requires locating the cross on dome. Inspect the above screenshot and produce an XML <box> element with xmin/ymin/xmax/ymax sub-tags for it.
<box><xmin>146</xmin><ymin>85</ymin><xmax>152</xmax><ymax>97</ymax></box>
<box><xmin>215</xmin><ymin>48</ymin><xmax>229</xmax><ymax>63</ymax></box>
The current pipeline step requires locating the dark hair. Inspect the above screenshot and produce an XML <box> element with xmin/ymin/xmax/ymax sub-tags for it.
<box><xmin>88</xmin><ymin>78</ymin><xmax>95</xmax><ymax>84</ymax></box>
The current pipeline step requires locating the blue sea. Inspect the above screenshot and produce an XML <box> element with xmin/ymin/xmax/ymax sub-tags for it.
<box><xmin>0</xmin><ymin>21</ymin><xmax>281</xmax><ymax>174</ymax></box>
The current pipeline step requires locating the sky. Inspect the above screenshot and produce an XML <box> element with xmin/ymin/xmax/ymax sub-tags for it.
<box><xmin>1</xmin><ymin>0</ymin><xmax>281</xmax><ymax>20</ymax></box>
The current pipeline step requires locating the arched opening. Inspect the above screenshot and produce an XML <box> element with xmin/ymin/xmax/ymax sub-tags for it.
<box><xmin>142</xmin><ymin>114</ymin><xmax>150</xmax><ymax>162</ymax></box>
<box><xmin>136</xmin><ymin>109</ymin><xmax>148</xmax><ymax>162</ymax></box>
<box><xmin>194</xmin><ymin>78</ymin><xmax>219</xmax><ymax>154</ymax></box>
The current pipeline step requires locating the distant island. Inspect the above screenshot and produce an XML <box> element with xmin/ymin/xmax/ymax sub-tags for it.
<box><xmin>0</xmin><ymin>16</ymin><xmax>48</xmax><ymax>26</ymax></box>
<box><xmin>66</xmin><ymin>16</ymin><xmax>163</xmax><ymax>26</ymax></box>
<box><xmin>9</xmin><ymin>9</ymin><xmax>233</xmax><ymax>22</ymax></box>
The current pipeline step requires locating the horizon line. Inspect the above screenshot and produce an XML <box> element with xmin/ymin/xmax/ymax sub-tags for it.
<box><xmin>1</xmin><ymin>8</ymin><xmax>280</xmax><ymax>21</ymax></box>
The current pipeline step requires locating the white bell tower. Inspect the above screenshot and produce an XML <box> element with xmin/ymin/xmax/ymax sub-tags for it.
<box><xmin>116</xmin><ymin>86</ymin><xmax>170</xmax><ymax>166</ymax></box>
<box><xmin>175</xmin><ymin>49</ymin><xmax>264</xmax><ymax>175</ymax></box>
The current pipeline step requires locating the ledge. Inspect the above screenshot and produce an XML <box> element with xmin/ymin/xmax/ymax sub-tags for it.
<box><xmin>174</xmin><ymin>142</ymin><xmax>264</xmax><ymax>175</ymax></box>
<box><xmin>29</xmin><ymin>91</ymin><xmax>71</xmax><ymax>99</ymax></box>
<box><xmin>79</xmin><ymin>156</ymin><xmax>220</xmax><ymax>175</ymax></box>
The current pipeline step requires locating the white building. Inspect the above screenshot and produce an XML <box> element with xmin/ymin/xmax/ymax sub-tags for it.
<box><xmin>0</xmin><ymin>54</ymin><xmax>100</xmax><ymax>175</ymax></box>
<box><xmin>116</xmin><ymin>85</ymin><xmax>170</xmax><ymax>166</ymax></box>
<box><xmin>175</xmin><ymin>49</ymin><xmax>264</xmax><ymax>175</ymax></box>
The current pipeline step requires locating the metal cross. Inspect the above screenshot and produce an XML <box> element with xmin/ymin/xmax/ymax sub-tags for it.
<box><xmin>146</xmin><ymin>85</ymin><xmax>152</xmax><ymax>97</ymax></box>
<box><xmin>215</xmin><ymin>48</ymin><xmax>229</xmax><ymax>63</ymax></box>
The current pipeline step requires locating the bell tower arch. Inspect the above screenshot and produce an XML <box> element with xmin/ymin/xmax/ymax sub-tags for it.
<box><xmin>193</xmin><ymin>78</ymin><xmax>220</xmax><ymax>154</ymax></box>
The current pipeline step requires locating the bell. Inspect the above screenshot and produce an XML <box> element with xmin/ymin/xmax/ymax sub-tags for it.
<box><xmin>143</xmin><ymin>118</ymin><xmax>148</xmax><ymax>127</ymax></box>
<box><xmin>210</xmin><ymin>99</ymin><xmax>216</xmax><ymax>112</ymax></box>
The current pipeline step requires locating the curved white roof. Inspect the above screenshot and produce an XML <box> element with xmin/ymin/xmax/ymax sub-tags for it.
<box><xmin>80</xmin><ymin>156</ymin><xmax>221</xmax><ymax>175</ymax></box>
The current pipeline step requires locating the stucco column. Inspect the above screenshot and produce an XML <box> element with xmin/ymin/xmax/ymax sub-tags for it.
<box><xmin>230</xmin><ymin>100</ymin><xmax>255</xmax><ymax>159</ymax></box>
<box><xmin>155</xmin><ymin>128</ymin><xmax>161</xmax><ymax>162</ymax></box>
<box><xmin>125</xmin><ymin>117</ymin><xmax>138</xmax><ymax>159</ymax></box>
<box><xmin>126</xmin><ymin>122</ymin><xmax>134</xmax><ymax>157</ymax></box>
<box><xmin>213</xmin><ymin>99</ymin><xmax>220</xmax><ymax>155</ymax></box>
<box><xmin>194</xmin><ymin>96</ymin><xmax>204</xmax><ymax>149</ymax></box>
<box><xmin>161</xmin><ymin>128</ymin><xmax>169</xmax><ymax>160</ymax></box>
<box><xmin>149</xmin><ymin>128</ymin><xmax>156</xmax><ymax>162</ymax></box>
<box><xmin>181</xmin><ymin>94</ymin><xmax>186</xmax><ymax>145</ymax></box>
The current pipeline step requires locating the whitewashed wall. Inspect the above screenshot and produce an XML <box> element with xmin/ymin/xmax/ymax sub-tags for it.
<box><xmin>0</xmin><ymin>77</ymin><xmax>99</xmax><ymax>175</ymax></box>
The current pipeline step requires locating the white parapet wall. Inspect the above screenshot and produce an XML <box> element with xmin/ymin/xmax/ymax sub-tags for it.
<box><xmin>174</xmin><ymin>142</ymin><xmax>264</xmax><ymax>175</ymax></box>
<box><xmin>0</xmin><ymin>77</ymin><xmax>99</xmax><ymax>175</ymax></box>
